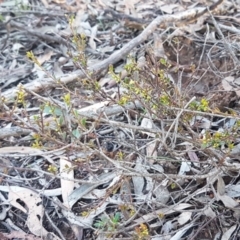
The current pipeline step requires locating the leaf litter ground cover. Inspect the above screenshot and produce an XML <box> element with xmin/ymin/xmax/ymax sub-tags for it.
<box><xmin>1</xmin><ymin>0</ymin><xmax>240</xmax><ymax>239</ymax></box>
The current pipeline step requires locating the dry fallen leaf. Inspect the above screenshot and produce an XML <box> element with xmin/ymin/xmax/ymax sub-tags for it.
<box><xmin>170</xmin><ymin>223</ymin><xmax>194</xmax><ymax>240</ymax></box>
<box><xmin>217</xmin><ymin>194</ymin><xmax>238</xmax><ymax>208</ymax></box>
<box><xmin>221</xmin><ymin>225</ymin><xmax>237</xmax><ymax>240</ymax></box>
<box><xmin>35</xmin><ymin>50</ymin><xmax>54</xmax><ymax>66</ymax></box>
<box><xmin>177</xmin><ymin>212</ymin><xmax>192</xmax><ymax>225</ymax></box>
<box><xmin>204</xmin><ymin>207</ymin><xmax>216</xmax><ymax>218</ymax></box>
<box><xmin>7</xmin><ymin>186</ymin><xmax>61</xmax><ymax>239</ymax></box>
<box><xmin>159</xmin><ymin>4</ymin><xmax>181</xmax><ymax>14</ymax></box>
<box><xmin>140</xmin><ymin>117</ymin><xmax>156</xmax><ymax>137</ymax></box>
<box><xmin>217</xmin><ymin>176</ymin><xmax>225</xmax><ymax>196</ymax></box>
<box><xmin>60</xmin><ymin>157</ymin><xmax>74</xmax><ymax>209</ymax></box>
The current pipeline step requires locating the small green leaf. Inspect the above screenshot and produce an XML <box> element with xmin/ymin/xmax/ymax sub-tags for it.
<box><xmin>43</xmin><ymin>106</ymin><xmax>63</xmax><ymax>116</ymax></box>
<box><xmin>81</xmin><ymin>118</ymin><xmax>86</xmax><ymax>127</ymax></box>
<box><xmin>72</xmin><ymin>128</ymin><xmax>81</xmax><ymax>139</ymax></box>
<box><xmin>59</xmin><ymin>115</ymin><xmax>64</xmax><ymax>126</ymax></box>
<box><xmin>112</xmin><ymin>212</ymin><xmax>121</xmax><ymax>223</ymax></box>
<box><xmin>62</xmin><ymin>93</ymin><xmax>71</xmax><ymax>106</ymax></box>
<box><xmin>61</xmin><ymin>132</ymin><xmax>67</xmax><ymax>141</ymax></box>
<box><xmin>0</xmin><ymin>15</ymin><xmax>5</xmax><ymax>22</ymax></box>
<box><xmin>160</xmin><ymin>58</ymin><xmax>167</xmax><ymax>65</ymax></box>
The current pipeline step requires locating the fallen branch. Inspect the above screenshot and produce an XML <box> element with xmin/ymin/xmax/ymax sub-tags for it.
<box><xmin>1</xmin><ymin>231</ymin><xmax>42</xmax><ymax>240</ymax></box>
<box><xmin>2</xmin><ymin>0</ymin><xmax>223</xmax><ymax>101</ymax></box>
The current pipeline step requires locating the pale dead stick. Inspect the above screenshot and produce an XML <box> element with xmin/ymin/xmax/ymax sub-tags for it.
<box><xmin>162</xmin><ymin>96</ymin><xmax>196</xmax><ymax>145</ymax></box>
<box><xmin>2</xmin><ymin>0</ymin><xmax>224</xmax><ymax>101</ymax></box>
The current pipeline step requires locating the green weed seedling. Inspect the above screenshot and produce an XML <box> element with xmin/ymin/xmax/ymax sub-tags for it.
<box><xmin>94</xmin><ymin>212</ymin><xmax>121</xmax><ymax>235</ymax></box>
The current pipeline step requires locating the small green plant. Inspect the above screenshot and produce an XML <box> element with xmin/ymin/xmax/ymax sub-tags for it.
<box><xmin>124</xmin><ymin>59</ymin><xmax>138</xmax><ymax>74</ymax></box>
<box><xmin>109</xmin><ymin>65</ymin><xmax>121</xmax><ymax>83</ymax></box>
<box><xmin>134</xmin><ymin>223</ymin><xmax>149</xmax><ymax>240</ymax></box>
<box><xmin>189</xmin><ymin>98</ymin><xmax>210</xmax><ymax>112</ymax></box>
<box><xmin>32</xmin><ymin>133</ymin><xmax>43</xmax><ymax>148</ymax></box>
<box><xmin>159</xmin><ymin>58</ymin><xmax>171</xmax><ymax>68</ymax></box>
<box><xmin>118</xmin><ymin>94</ymin><xmax>131</xmax><ymax>105</ymax></box>
<box><xmin>201</xmin><ymin>130</ymin><xmax>235</xmax><ymax>151</ymax></box>
<box><xmin>159</xmin><ymin>93</ymin><xmax>170</xmax><ymax>106</ymax></box>
<box><xmin>47</xmin><ymin>165</ymin><xmax>58</xmax><ymax>174</ymax></box>
<box><xmin>0</xmin><ymin>14</ymin><xmax>4</xmax><ymax>22</ymax></box>
<box><xmin>170</xmin><ymin>182</ymin><xmax>177</xmax><ymax>189</ymax></box>
<box><xmin>119</xmin><ymin>204</ymin><xmax>136</xmax><ymax>219</ymax></box>
<box><xmin>26</xmin><ymin>51</ymin><xmax>41</xmax><ymax>66</ymax></box>
<box><xmin>5</xmin><ymin>15</ymin><xmax>240</xmax><ymax>240</ymax></box>
<box><xmin>94</xmin><ymin>212</ymin><xmax>121</xmax><ymax>232</ymax></box>
<box><xmin>116</xmin><ymin>151</ymin><xmax>124</xmax><ymax>160</ymax></box>
<box><xmin>16</xmin><ymin>84</ymin><xmax>27</xmax><ymax>106</ymax></box>
<box><xmin>68</xmin><ymin>16</ymin><xmax>88</xmax><ymax>68</ymax></box>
